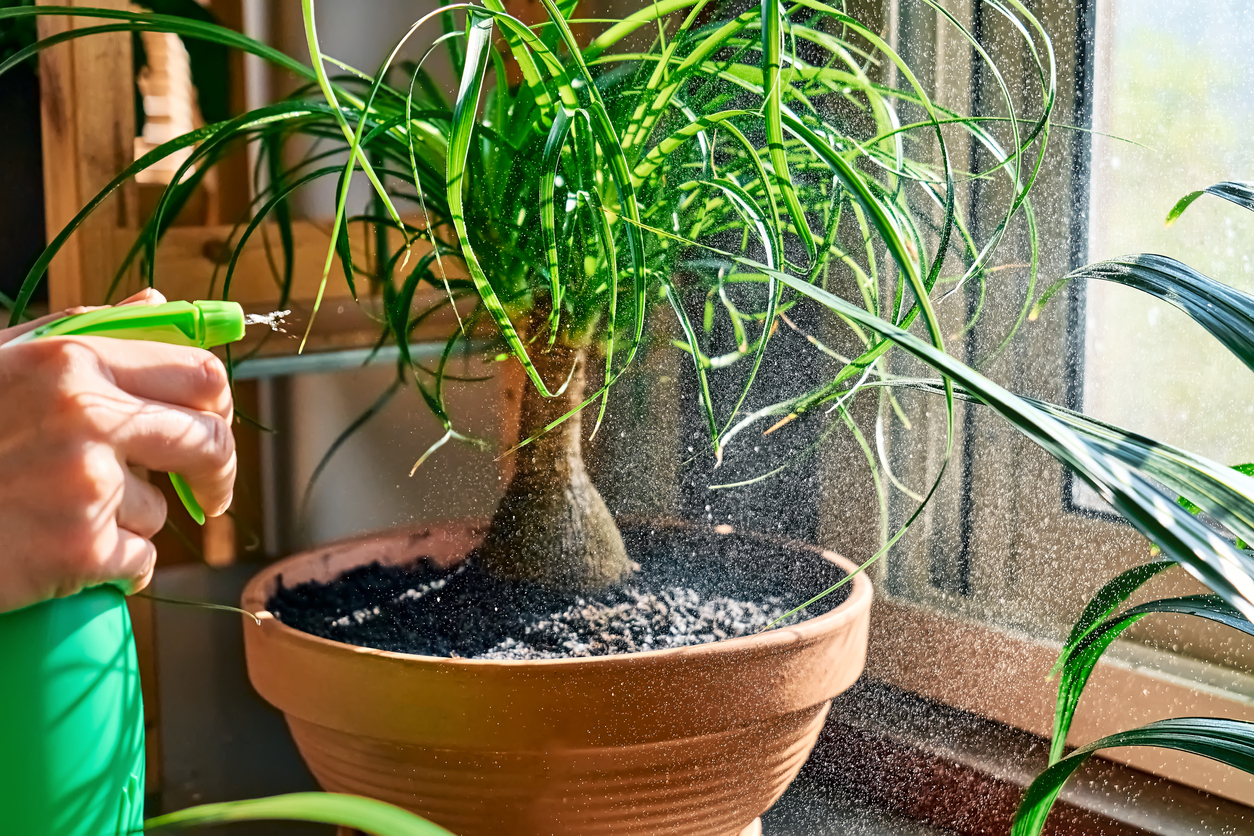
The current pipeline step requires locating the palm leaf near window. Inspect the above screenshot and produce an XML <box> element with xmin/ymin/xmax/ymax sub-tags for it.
<box><xmin>1010</xmin><ymin>184</ymin><xmax>1254</xmax><ymax>836</ymax></box>
<box><xmin>3</xmin><ymin>1</ymin><xmax>1254</xmax><ymax>832</ymax></box>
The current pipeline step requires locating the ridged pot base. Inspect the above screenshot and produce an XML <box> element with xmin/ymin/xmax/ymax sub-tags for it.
<box><xmin>243</xmin><ymin>520</ymin><xmax>872</xmax><ymax>836</ymax></box>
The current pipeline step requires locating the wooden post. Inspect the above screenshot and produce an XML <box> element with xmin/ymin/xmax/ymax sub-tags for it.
<box><xmin>35</xmin><ymin>0</ymin><xmax>162</xmax><ymax>797</ymax></box>
<box><xmin>36</xmin><ymin>0</ymin><xmax>139</xmax><ymax>310</ymax></box>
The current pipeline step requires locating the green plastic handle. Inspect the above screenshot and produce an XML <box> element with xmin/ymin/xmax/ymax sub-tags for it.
<box><xmin>1</xmin><ymin>301</ymin><xmax>246</xmax><ymax>834</ymax></box>
<box><xmin>19</xmin><ymin>300</ymin><xmax>246</xmax><ymax>525</ymax></box>
<box><xmin>170</xmin><ymin>473</ymin><xmax>207</xmax><ymax>525</ymax></box>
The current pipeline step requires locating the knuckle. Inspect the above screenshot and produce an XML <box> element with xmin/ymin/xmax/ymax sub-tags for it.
<box><xmin>21</xmin><ymin>343</ymin><xmax>111</xmax><ymax>438</ymax></box>
<box><xmin>206</xmin><ymin>413</ymin><xmax>235</xmax><ymax>465</ymax></box>
<box><xmin>26</xmin><ymin>337</ymin><xmax>97</xmax><ymax>376</ymax></box>
<box><xmin>49</xmin><ymin>388</ymin><xmax>99</xmax><ymax>436</ymax></box>
<box><xmin>151</xmin><ymin>485</ymin><xmax>169</xmax><ymax>520</ymax></box>
<box><xmin>81</xmin><ymin>444</ymin><xmax>123</xmax><ymax>487</ymax></box>
<box><xmin>55</xmin><ymin>522</ymin><xmax>105</xmax><ymax>578</ymax></box>
<box><xmin>135</xmin><ymin>483</ymin><xmax>168</xmax><ymax>537</ymax></box>
<box><xmin>61</xmin><ymin>445</ymin><xmax>123</xmax><ymax>502</ymax></box>
<box><xmin>192</xmin><ymin>352</ymin><xmax>233</xmax><ymax>420</ymax></box>
<box><xmin>196</xmin><ymin>352</ymin><xmax>229</xmax><ymax>397</ymax></box>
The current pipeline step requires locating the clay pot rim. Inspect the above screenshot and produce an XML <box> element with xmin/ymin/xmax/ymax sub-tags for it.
<box><xmin>241</xmin><ymin>517</ymin><xmax>872</xmax><ymax>669</ymax></box>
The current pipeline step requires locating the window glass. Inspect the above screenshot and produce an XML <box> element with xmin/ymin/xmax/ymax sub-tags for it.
<box><xmin>1080</xmin><ymin>0</ymin><xmax>1254</xmax><ymax>510</ymax></box>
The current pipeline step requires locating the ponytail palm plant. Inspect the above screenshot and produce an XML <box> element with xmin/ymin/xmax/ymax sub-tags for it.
<box><xmin>2</xmin><ymin>0</ymin><xmax>1069</xmax><ymax>596</ymax></box>
<box><xmin>7</xmin><ymin>0</ymin><xmax>1254</xmax><ymax>828</ymax></box>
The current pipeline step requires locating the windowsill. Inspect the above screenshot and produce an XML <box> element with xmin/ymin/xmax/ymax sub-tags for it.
<box><xmin>866</xmin><ymin>596</ymin><xmax>1254</xmax><ymax>804</ymax></box>
<box><xmin>805</xmin><ymin>679</ymin><xmax>1252</xmax><ymax>836</ymax></box>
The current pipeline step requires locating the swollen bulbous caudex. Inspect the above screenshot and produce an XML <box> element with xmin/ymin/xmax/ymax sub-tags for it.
<box><xmin>476</xmin><ymin>342</ymin><xmax>634</xmax><ymax>593</ymax></box>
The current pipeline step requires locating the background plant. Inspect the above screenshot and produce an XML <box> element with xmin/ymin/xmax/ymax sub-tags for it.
<box><xmin>1008</xmin><ymin>183</ymin><xmax>1254</xmax><ymax>836</ymax></box>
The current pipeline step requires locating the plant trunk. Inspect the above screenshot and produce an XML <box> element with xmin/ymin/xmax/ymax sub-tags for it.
<box><xmin>478</xmin><ymin>341</ymin><xmax>633</xmax><ymax>593</ymax></box>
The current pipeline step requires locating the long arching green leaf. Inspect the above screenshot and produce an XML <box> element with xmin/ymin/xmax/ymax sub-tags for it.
<box><xmin>1049</xmin><ymin>594</ymin><xmax>1254</xmax><ymax>764</ymax></box>
<box><xmin>298</xmin><ymin>377</ymin><xmax>405</xmax><ymax>523</ymax></box>
<box><xmin>583</xmin><ymin>0</ymin><xmax>699</xmax><ymax>60</ymax></box>
<box><xmin>703</xmin><ymin>176</ymin><xmax>780</xmax><ymax>442</ymax></box>
<box><xmin>1012</xmin><ymin>719</ymin><xmax>1254</xmax><ymax>836</ymax></box>
<box><xmin>6</xmin><ymin>103</ymin><xmax>322</xmax><ymax>325</ymax></box>
<box><xmin>713</xmin><ymin>253</ymin><xmax>1254</xmax><ymax>620</ymax></box>
<box><xmin>1050</xmin><ymin>560</ymin><xmax>1178</xmax><ymax>680</ymax></box>
<box><xmin>1031</xmin><ymin>399</ymin><xmax>1254</xmax><ymax>548</ymax></box>
<box><xmin>900</xmin><ymin>378</ymin><xmax>1254</xmax><ymax>594</ymax></box>
<box><xmin>444</xmin><ymin>12</ymin><xmax>565</xmax><ymax>395</ymax></box>
<box><xmin>144</xmin><ymin>792</ymin><xmax>454</xmax><ymax>834</ymax></box>
<box><xmin>761</xmin><ymin>0</ymin><xmax>816</xmax><ymax>263</ymax></box>
<box><xmin>220</xmin><ymin>166</ymin><xmax>344</xmax><ymax>303</ymax></box>
<box><xmin>604</xmin><ymin>192</ymin><xmax>1254</xmax><ymax>624</ymax></box>
<box><xmin>780</xmin><ymin>112</ymin><xmax>954</xmax><ymax>447</ymax></box>
<box><xmin>0</xmin><ymin>6</ymin><xmax>310</xmax><ymax>79</ymax></box>
<box><xmin>534</xmin><ymin>0</ymin><xmax>650</xmax><ymax>377</ymax></box>
<box><xmin>1032</xmin><ymin>255</ymin><xmax>1254</xmax><ymax>371</ymax></box>
<box><xmin>539</xmin><ymin>106</ymin><xmax>577</xmax><ymax>335</ymax></box>
<box><xmin>297</xmin><ymin>0</ymin><xmax>409</xmax><ymax>350</ymax></box>
<box><xmin>1166</xmin><ymin>181</ymin><xmax>1254</xmax><ymax>227</ymax></box>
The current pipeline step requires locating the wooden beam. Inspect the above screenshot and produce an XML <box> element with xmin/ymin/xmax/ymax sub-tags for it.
<box><xmin>36</xmin><ymin>0</ymin><xmax>139</xmax><ymax>309</ymax></box>
<box><xmin>120</xmin><ymin>220</ymin><xmax>467</xmax><ymax>304</ymax></box>
<box><xmin>130</xmin><ymin>220</ymin><xmax>365</xmax><ymax>305</ymax></box>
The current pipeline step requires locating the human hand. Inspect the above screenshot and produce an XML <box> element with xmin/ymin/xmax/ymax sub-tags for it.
<box><xmin>0</xmin><ymin>289</ymin><xmax>236</xmax><ymax>613</ymax></box>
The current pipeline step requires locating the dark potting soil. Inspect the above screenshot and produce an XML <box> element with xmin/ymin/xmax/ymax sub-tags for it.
<box><xmin>268</xmin><ymin>524</ymin><xmax>849</xmax><ymax>661</ymax></box>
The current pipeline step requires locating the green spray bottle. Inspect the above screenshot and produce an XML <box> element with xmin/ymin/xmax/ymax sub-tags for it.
<box><xmin>0</xmin><ymin>300</ymin><xmax>246</xmax><ymax>835</ymax></box>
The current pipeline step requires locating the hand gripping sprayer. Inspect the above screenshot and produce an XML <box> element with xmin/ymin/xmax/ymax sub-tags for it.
<box><xmin>0</xmin><ymin>300</ymin><xmax>245</xmax><ymax>835</ymax></box>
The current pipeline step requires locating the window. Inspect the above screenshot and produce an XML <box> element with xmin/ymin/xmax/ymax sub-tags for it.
<box><xmin>860</xmin><ymin>0</ymin><xmax>1254</xmax><ymax>804</ymax></box>
<box><xmin>1078</xmin><ymin>0</ymin><xmax>1254</xmax><ymax>507</ymax></box>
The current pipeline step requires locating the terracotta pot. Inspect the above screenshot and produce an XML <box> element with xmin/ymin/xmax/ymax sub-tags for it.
<box><xmin>241</xmin><ymin>520</ymin><xmax>872</xmax><ymax>836</ymax></box>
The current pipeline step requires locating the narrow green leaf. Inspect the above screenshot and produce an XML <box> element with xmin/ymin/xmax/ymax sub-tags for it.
<box><xmin>299</xmin><ymin>377</ymin><xmax>404</xmax><ymax>523</ymax></box>
<box><xmin>1051</xmin><ymin>560</ymin><xmax>1178</xmax><ymax>680</ymax></box>
<box><xmin>1050</xmin><ymin>593</ymin><xmax>1252</xmax><ymax>764</ymax></box>
<box><xmin>761</xmin><ymin>0</ymin><xmax>817</xmax><ymax>263</ymax></box>
<box><xmin>144</xmin><ymin>792</ymin><xmax>453</xmax><ymax>835</ymax></box>
<box><xmin>1013</xmin><ymin>719</ymin><xmax>1254</xmax><ymax>836</ymax></box>
<box><xmin>1166</xmin><ymin>181</ymin><xmax>1254</xmax><ymax>227</ymax></box>
<box><xmin>298</xmin><ymin>0</ymin><xmax>407</xmax><ymax>349</ymax></box>
<box><xmin>8</xmin><ymin>103</ymin><xmax>323</xmax><ymax>324</ymax></box>
<box><xmin>902</xmin><ymin>379</ymin><xmax>1254</xmax><ymax>599</ymax></box>
<box><xmin>445</xmin><ymin>12</ymin><xmax>560</xmax><ymax>395</ymax></box>
<box><xmin>265</xmin><ymin>133</ymin><xmax>297</xmax><ymax>306</ymax></box>
<box><xmin>674</xmin><ymin>238</ymin><xmax>1254</xmax><ymax>621</ymax></box>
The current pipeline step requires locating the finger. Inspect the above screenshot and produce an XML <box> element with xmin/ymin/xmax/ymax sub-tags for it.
<box><xmin>117</xmin><ymin>467</ymin><xmax>167</xmax><ymax>540</ymax></box>
<box><xmin>116</xmin><ymin>288</ymin><xmax>166</xmax><ymax>307</ymax></box>
<box><xmin>101</xmin><ymin>528</ymin><xmax>158</xmax><ymax>596</ymax></box>
<box><xmin>73</xmin><ymin>336</ymin><xmax>233</xmax><ymax>420</ymax></box>
<box><xmin>110</xmin><ymin>398</ymin><xmax>237</xmax><ymax>517</ymax></box>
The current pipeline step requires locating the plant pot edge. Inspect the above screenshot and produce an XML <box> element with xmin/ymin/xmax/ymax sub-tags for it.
<box><xmin>240</xmin><ymin>515</ymin><xmax>872</xmax><ymax>668</ymax></box>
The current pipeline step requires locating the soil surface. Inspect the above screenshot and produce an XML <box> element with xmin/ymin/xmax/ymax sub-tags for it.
<box><xmin>268</xmin><ymin>524</ymin><xmax>849</xmax><ymax>660</ymax></box>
